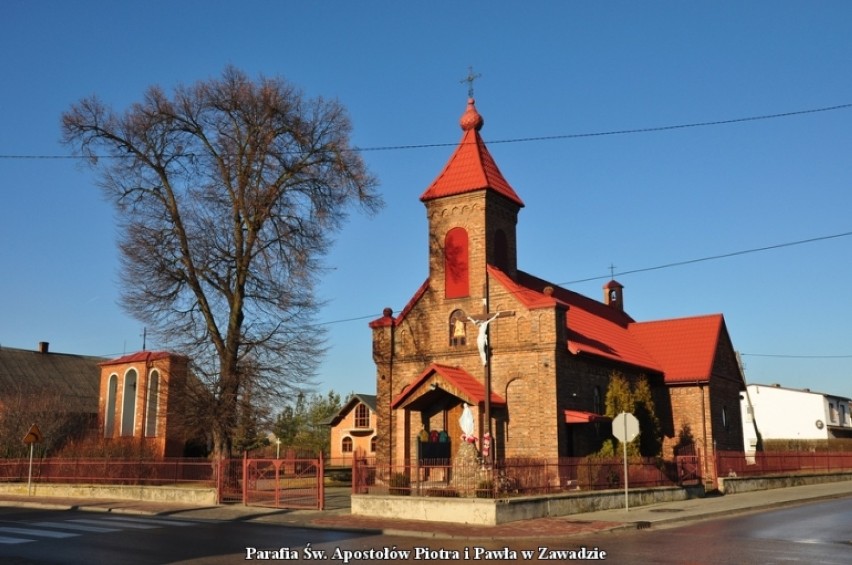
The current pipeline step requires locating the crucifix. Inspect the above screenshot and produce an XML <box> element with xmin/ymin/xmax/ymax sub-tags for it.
<box><xmin>467</xmin><ymin>310</ymin><xmax>514</xmax><ymax>367</ymax></box>
<box><xmin>460</xmin><ymin>66</ymin><xmax>482</xmax><ymax>98</ymax></box>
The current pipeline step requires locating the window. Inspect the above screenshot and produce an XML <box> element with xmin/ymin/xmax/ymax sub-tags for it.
<box><xmin>722</xmin><ymin>406</ymin><xmax>729</xmax><ymax>431</ymax></box>
<box><xmin>104</xmin><ymin>374</ymin><xmax>118</xmax><ymax>437</ymax></box>
<box><xmin>342</xmin><ymin>437</ymin><xmax>353</xmax><ymax>453</ymax></box>
<box><xmin>593</xmin><ymin>386</ymin><xmax>603</xmax><ymax>415</ymax></box>
<box><xmin>449</xmin><ymin>309</ymin><xmax>467</xmax><ymax>346</ymax></box>
<box><xmin>841</xmin><ymin>404</ymin><xmax>848</xmax><ymax>426</ymax></box>
<box><xmin>494</xmin><ymin>229</ymin><xmax>508</xmax><ymax>271</ymax></box>
<box><xmin>355</xmin><ymin>404</ymin><xmax>370</xmax><ymax>428</ymax></box>
<box><xmin>444</xmin><ymin>227</ymin><xmax>469</xmax><ymax>298</ymax></box>
<box><xmin>370</xmin><ymin>436</ymin><xmax>377</xmax><ymax>453</ymax></box>
<box><xmin>145</xmin><ymin>370</ymin><xmax>160</xmax><ymax>437</ymax></box>
<box><xmin>121</xmin><ymin>368</ymin><xmax>138</xmax><ymax>437</ymax></box>
<box><xmin>829</xmin><ymin>402</ymin><xmax>838</xmax><ymax>424</ymax></box>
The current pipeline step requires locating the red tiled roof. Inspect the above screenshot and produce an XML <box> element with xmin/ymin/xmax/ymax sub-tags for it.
<box><xmin>99</xmin><ymin>350</ymin><xmax>176</xmax><ymax>366</ymax></box>
<box><xmin>368</xmin><ymin>279</ymin><xmax>429</xmax><ymax>328</ymax></box>
<box><xmin>392</xmin><ymin>363</ymin><xmax>506</xmax><ymax>409</ymax></box>
<box><xmin>489</xmin><ymin>267</ymin><xmax>726</xmax><ymax>383</ymax></box>
<box><xmin>419</xmin><ymin>99</ymin><xmax>524</xmax><ymax>207</ymax></box>
<box><xmin>628</xmin><ymin>315</ymin><xmax>724</xmax><ymax>384</ymax></box>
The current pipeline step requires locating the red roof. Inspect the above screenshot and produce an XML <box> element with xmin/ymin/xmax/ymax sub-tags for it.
<box><xmin>490</xmin><ymin>267</ymin><xmax>728</xmax><ymax>384</ymax></box>
<box><xmin>368</xmin><ymin>279</ymin><xmax>429</xmax><ymax>328</ymax></box>
<box><xmin>419</xmin><ymin>99</ymin><xmax>524</xmax><ymax>207</ymax></box>
<box><xmin>99</xmin><ymin>350</ymin><xmax>176</xmax><ymax>367</ymax></box>
<box><xmin>628</xmin><ymin>315</ymin><xmax>725</xmax><ymax>383</ymax></box>
<box><xmin>564</xmin><ymin>410</ymin><xmax>611</xmax><ymax>424</ymax></box>
<box><xmin>392</xmin><ymin>363</ymin><xmax>506</xmax><ymax>409</ymax></box>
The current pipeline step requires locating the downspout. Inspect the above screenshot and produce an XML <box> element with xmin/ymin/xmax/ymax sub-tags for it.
<box><xmin>389</xmin><ymin>311</ymin><xmax>396</xmax><ymax>472</ymax></box>
<box><xmin>700</xmin><ymin>383</ymin><xmax>709</xmax><ymax>480</ymax></box>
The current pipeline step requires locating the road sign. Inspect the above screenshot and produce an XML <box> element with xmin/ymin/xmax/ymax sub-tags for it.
<box><xmin>612</xmin><ymin>412</ymin><xmax>640</xmax><ymax>512</ymax></box>
<box><xmin>23</xmin><ymin>424</ymin><xmax>43</xmax><ymax>445</ymax></box>
<box><xmin>612</xmin><ymin>412</ymin><xmax>640</xmax><ymax>443</ymax></box>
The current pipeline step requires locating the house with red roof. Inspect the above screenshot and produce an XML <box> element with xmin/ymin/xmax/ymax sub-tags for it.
<box><xmin>370</xmin><ymin>98</ymin><xmax>745</xmax><ymax>485</ymax></box>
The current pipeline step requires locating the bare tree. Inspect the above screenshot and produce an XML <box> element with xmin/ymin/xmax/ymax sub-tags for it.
<box><xmin>61</xmin><ymin>67</ymin><xmax>381</xmax><ymax>458</ymax></box>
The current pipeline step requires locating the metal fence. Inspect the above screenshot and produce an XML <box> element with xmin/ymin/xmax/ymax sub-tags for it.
<box><xmin>0</xmin><ymin>457</ymin><xmax>214</xmax><ymax>486</ymax></box>
<box><xmin>716</xmin><ymin>450</ymin><xmax>852</xmax><ymax>478</ymax></box>
<box><xmin>354</xmin><ymin>456</ymin><xmax>681</xmax><ymax>498</ymax></box>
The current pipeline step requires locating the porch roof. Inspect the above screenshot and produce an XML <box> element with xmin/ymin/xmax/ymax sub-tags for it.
<box><xmin>392</xmin><ymin>363</ymin><xmax>506</xmax><ymax>410</ymax></box>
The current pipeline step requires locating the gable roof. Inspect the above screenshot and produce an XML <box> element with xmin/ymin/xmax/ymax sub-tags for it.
<box><xmin>0</xmin><ymin>346</ymin><xmax>104</xmax><ymax>413</ymax></box>
<box><xmin>489</xmin><ymin>267</ymin><xmax>731</xmax><ymax>384</ymax></box>
<box><xmin>628</xmin><ymin>315</ymin><xmax>726</xmax><ymax>384</ymax></box>
<box><xmin>419</xmin><ymin>99</ymin><xmax>524</xmax><ymax>207</ymax></box>
<box><xmin>392</xmin><ymin>363</ymin><xmax>506</xmax><ymax>409</ymax></box>
<box><xmin>326</xmin><ymin>393</ymin><xmax>377</xmax><ymax>427</ymax></box>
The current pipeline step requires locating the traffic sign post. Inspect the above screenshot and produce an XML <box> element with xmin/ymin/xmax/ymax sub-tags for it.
<box><xmin>23</xmin><ymin>424</ymin><xmax>43</xmax><ymax>496</ymax></box>
<box><xmin>612</xmin><ymin>412</ymin><xmax>640</xmax><ymax>511</ymax></box>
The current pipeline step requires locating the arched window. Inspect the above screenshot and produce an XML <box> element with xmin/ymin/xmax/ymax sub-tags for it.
<box><xmin>449</xmin><ymin>309</ymin><xmax>467</xmax><ymax>346</ymax></box>
<box><xmin>594</xmin><ymin>386</ymin><xmax>603</xmax><ymax>415</ymax></box>
<box><xmin>121</xmin><ymin>368</ymin><xmax>138</xmax><ymax>437</ymax></box>
<box><xmin>104</xmin><ymin>374</ymin><xmax>118</xmax><ymax>437</ymax></box>
<box><xmin>370</xmin><ymin>436</ymin><xmax>377</xmax><ymax>453</ymax></box>
<box><xmin>494</xmin><ymin>229</ymin><xmax>508</xmax><ymax>271</ymax></box>
<box><xmin>444</xmin><ymin>227</ymin><xmax>469</xmax><ymax>298</ymax></box>
<box><xmin>355</xmin><ymin>404</ymin><xmax>369</xmax><ymax>428</ymax></box>
<box><xmin>342</xmin><ymin>437</ymin><xmax>353</xmax><ymax>453</ymax></box>
<box><xmin>145</xmin><ymin>370</ymin><xmax>160</xmax><ymax>437</ymax></box>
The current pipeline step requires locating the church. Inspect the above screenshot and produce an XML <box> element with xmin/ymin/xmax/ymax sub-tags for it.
<box><xmin>369</xmin><ymin>97</ymin><xmax>746</xmax><ymax>485</ymax></box>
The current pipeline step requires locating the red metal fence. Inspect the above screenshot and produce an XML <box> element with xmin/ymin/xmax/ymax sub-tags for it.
<box><xmin>0</xmin><ymin>455</ymin><xmax>325</xmax><ymax>510</ymax></box>
<box><xmin>0</xmin><ymin>458</ymin><xmax>214</xmax><ymax>486</ymax></box>
<box><xmin>716</xmin><ymin>450</ymin><xmax>852</xmax><ymax>478</ymax></box>
<box><xmin>354</xmin><ymin>456</ymin><xmax>682</xmax><ymax>498</ymax></box>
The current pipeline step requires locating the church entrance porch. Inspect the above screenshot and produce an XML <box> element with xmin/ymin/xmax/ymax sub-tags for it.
<box><xmin>390</xmin><ymin>363</ymin><xmax>507</xmax><ymax>496</ymax></box>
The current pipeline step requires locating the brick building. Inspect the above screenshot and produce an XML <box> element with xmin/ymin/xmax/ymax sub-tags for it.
<box><xmin>98</xmin><ymin>351</ymin><xmax>191</xmax><ymax>457</ymax></box>
<box><xmin>370</xmin><ymin>98</ymin><xmax>745</xmax><ymax>483</ymax></box>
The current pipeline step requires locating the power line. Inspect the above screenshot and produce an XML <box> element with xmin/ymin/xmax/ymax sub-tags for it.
<box><xmin>2</xmin><ymin>101</ymin><xmax>851</xmax><ymax>161</ymax></box>
<box><xmin>560</xmin><ymin>230</ymin><xmax>852</xmax><ymax>286</ymax></box>
<box><xmin>741</xmin><ymin>353</ymin><xmax>852</xmax><ymax>359</ymax></box>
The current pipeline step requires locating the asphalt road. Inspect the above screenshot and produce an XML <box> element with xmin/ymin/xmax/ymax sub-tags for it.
<box><xmin>0</xmin><ymin>497</ymin><xmax>849</xmax><ymax>564</ymax></box>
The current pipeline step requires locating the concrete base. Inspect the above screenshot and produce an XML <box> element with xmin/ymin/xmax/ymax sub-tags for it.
<box><xmin>717</xmin><ymin>471</ymin><xmax>852</xmax><ymax>494</ymax></box>
<box><xmin>352</xmin><ymin>485</ymin><xmax>704</xmax><ymax>526</ymax></box>
<box><xmin>0</xmin><ymin>483</ymin><xmax>218</xmax><ymax>505</ymax></box>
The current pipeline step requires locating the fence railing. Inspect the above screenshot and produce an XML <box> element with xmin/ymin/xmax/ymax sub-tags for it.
<box><xmin>716</xmin><ymin>450</ymin><xmax>852</xmax><ymax>478</ymax></box>
<box><xmin>354</xmin><ymin>456</ymin><xmax>680</xmax><ymax>498</ymax></box>
<box><xmin>0</xmin><ymin>458</ymin><xmax>215</xmax><ymax>486</ymax></box>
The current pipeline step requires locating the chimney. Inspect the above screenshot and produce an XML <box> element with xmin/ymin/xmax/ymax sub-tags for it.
<box><xmin>603</xmin><ymin>280</ymin><xmax>624</xmax><ymax>311</ymax></box>
<box><xmin>38</xmin><ymin>341</ymin><xmax>49</xmax><ymax>353</ymax></box>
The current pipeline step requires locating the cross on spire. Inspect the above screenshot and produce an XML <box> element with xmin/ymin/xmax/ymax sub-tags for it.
<box><xmin>609</xmin><ymin>263</ymin><xmax>617</xmax><ymax>279</ymax></box>
<box><xmin>460</xmin><ymin>66</ymin><xmax>482</xmax><ymax>98</ymax></box>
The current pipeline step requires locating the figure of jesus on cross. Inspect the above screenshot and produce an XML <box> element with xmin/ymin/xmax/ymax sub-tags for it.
<box><xmin>467</xmin><ymin>311</ymin><xmax>513</xmax><ymax>366</ymax></box>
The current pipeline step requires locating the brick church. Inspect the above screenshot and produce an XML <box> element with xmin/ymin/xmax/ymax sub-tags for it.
<box><xmin>370</xmin><ymin>98</ymin><xmax>745</xmax><ymax>483</ymax></box>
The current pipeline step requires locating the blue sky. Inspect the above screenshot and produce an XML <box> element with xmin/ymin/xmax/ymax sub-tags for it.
<box><xmin>2</xmin><ymin>2</ymin><xmax>851</xmax><ymax>400</ymax></box>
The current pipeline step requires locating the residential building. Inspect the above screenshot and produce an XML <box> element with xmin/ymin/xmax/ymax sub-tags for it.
<box><xmin>327</xmin><ymin>393</ymin><xmax>377</xmax><ymax>464</ymax></box>
<box><xmin>741</xmin><ymin>383</ymin><xmax>852</xmax><ymax>454</ymax></box>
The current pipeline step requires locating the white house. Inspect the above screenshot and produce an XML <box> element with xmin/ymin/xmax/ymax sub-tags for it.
<box><xmin>740</xmin><ymin>383</ymin><xmax>852</xmax><ymax>455</ymax></box>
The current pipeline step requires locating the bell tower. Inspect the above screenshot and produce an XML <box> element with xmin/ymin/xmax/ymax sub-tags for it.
<box><xmin>420</xmin><ymin>98</ymin><xmax>524</xmax><ymax>302</ymax></box>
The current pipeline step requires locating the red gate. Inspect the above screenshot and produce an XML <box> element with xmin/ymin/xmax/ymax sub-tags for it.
<box><xmin>243</xmin><ymin>453</ymin><xmax>324</xmax><ymax>510</ymax></box>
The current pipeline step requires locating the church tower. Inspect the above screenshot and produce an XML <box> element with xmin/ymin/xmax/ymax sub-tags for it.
<box><xmin>419</xmin><ymin>98</ymin><xmax>524</xmax><ymax>305</ymax></box>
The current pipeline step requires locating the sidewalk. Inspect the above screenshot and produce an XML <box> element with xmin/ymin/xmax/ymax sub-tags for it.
<box><xmin>1</xmin><ymin>479</ymin><xmax>850</xmax><ymax>540</ymax></box>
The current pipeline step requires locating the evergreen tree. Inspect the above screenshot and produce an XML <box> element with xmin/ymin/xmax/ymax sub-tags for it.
<box><xmin>599</xmin><ymin>372</ymin><xmax>662</xmax><ymax>458</ymax></box>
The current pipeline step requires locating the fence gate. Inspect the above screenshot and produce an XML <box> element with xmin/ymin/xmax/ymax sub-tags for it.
<box><xmin>242</xmin><ymin>454</ymin><xmax>324</xmax><ymax>510</ymax></box>
<box><xmin>674</xmin><ymin>443</ymin><xmax>702</xmax><ymax>486</ymax></box>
